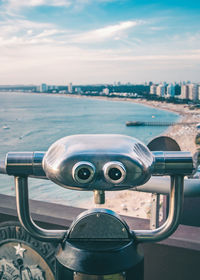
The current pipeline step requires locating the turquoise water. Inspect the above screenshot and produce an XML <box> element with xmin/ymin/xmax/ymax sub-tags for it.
<box><xmin>0</xmin><ymin>91</ymin><xmax>179</xmax><ymax>206</ymax></box>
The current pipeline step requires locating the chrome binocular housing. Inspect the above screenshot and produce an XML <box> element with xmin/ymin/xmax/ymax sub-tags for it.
<box><xmin>42</xmin><ymin>134</ymin><xmax>154</xmax><ymax>190</ymax></box>
<box><xmin>5</xmin><ymin>134</ymin><xmax>194</xmax><ymax>191</ymax></box>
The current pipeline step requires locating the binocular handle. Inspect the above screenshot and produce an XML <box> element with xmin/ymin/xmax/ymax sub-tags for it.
<box><xmin>5</xmin><ymin>152</ymin><xmax>46</xmax><ymax>178</ymax></box>
<box><xmin>134</xmin><ymin>175</ymin><xmax>183</xmax><ymax>242</ymax></box>
<box><xmin>15</xmin><ymin>176</ymin><xmax>66</xmax><ymax>242</ymax></box>
<box><xmin>0</xmin><ymin>160</ymin><xmax>6</xmax><ymax>174</ymax></box>
<box><xmin>13</xmin><ymin>174</ymin><xmax>184</xmax><ymax>243</ymax></box>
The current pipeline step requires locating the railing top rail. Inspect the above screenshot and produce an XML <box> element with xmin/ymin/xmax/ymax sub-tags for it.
<box><xmin>134</xmin><ymin>177</ymin><xmax>200</xmax><ymax>197</ymax></box>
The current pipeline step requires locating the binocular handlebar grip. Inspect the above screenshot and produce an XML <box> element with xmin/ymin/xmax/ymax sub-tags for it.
<box><xmin>153</xmin><ymin>151</ymin><xmax>194</xmax><ymax>175</ymax></box>
<box><xmin>0</xmin><ymin>160</ymin><xmax>6</xmax><ymax>174</ymax></box>
<box><xmin>5</xmin><ymin>152</ymin><xmax>46</xmax><ymax>177</ymax></box>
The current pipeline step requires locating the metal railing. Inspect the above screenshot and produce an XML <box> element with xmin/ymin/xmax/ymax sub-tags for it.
<box><xmin>133</xmin><ymin>176</ymin><xmax>200</xmax><ymax>229</ymax></box>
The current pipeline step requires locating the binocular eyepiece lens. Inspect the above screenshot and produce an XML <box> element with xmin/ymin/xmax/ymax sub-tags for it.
<box><xmin>103</xmin><ymin>161</ymin><xmax>126</xmax><ymax>184</ymax></box>
<box><xmin>108</xmin><ymin>167</ymin><xmax>122</xmax><ymax>181</ymax></box>
<box><xmin>72</xmin><ymin>162</ymin><xmax>95</xmax><ymax>184</ymax></box>
<box><xmin>77</xmin><ymin>167</ymin><xmax>91</xmax><ymax>181</ymax></box>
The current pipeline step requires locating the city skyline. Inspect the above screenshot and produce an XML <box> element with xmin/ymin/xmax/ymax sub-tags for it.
<box><xmin>0</xmin><ymin>0</ymin><xmax>200</xmax><ymax>85</ymax></box>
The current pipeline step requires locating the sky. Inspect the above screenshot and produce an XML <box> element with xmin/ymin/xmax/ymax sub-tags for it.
<box><xmin>0</xmin><ymin>0</ymin><xmax>200</xmax><ymax>85</ymax></box>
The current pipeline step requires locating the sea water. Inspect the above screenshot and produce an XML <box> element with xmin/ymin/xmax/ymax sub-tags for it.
<box><xmin>0</xmin><ymin>91</ymin><xmax>179</xmax><ymax>206</ymax></box>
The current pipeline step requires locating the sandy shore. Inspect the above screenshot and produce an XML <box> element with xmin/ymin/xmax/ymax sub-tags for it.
<box><xmin>64</xmin><ymin>93</ymin><xmax>199</xmax><ymax>154</ymax></box>
<box><xmin>132</xmin><ymin>98</ymin><xmax>200</xmax><ymax>154</ymax></box>
<box><xmin>78</xmin><ymin>96</ymin><xmax>200</xmax><ymax>219</ymax></box>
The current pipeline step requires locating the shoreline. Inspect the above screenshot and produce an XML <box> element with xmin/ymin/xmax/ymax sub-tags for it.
<box><xmin>86</xmin><ymin>95</ymin><xmax>199</xmax><ymax>153</ymax></box>
<box><xmin>60</xmin><ymin>93</ymin><xmax>199</xmax><ymax>154</ymax></box>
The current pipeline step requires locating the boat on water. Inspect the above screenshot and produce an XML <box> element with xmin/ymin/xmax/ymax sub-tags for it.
<box><xmin>2</xmin><ymin>125</ymin><xmax>10</xmax><ymax>130</ymax></box>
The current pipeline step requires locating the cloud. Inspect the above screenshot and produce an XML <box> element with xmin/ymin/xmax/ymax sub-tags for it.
<box><xmin>0</xmin><ymin>15</ymin><xmax>200</xmax><ymax>64</ymax></box>
<box><xmin>71</xmin><ymin>20</ymin><xmax>143</xmax><ymax>43</ymax></box>
<box><xmin>2</xmin><ymin>0</ymin><xmax>71</xmax><ymax>9</ymax></box>
<box><xmin>0</xmin><ymin>16</ymin><xmax>143</xmax><ymax>48</ymax></box>
<box><xmin>1</xmin><ymin>0</ymin><xmax>119</xmax><ymax>11</ymax></box>
<box><xmin>149</xmin><ymin>26</ymin><xmax>166</xmax><ymax>31</ymax></box>
<box><xmin>35</xmin><ymin>29</ymin><xmax>66</xmax><ymax>38</ymax></box>
<box><xmin>0</xmin><ymin>17</ymin><xmax>63</xmax><ymax>46</ymax></box>
<box><xmin>0</xmin><ymin>1</ymin><xmax>199</xmax><ymax>84</ymax></box>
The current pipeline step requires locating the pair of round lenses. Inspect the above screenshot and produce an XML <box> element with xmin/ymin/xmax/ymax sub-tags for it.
<box><xmin>72</xmin><ymin>161</ymin><xmax>126</xmax><ymax>184</ymax></box>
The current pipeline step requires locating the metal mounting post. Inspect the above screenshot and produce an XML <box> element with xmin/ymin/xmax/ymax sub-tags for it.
<box><xmin>15</xmin><ymin>176</ymin><xmax>66</xmax><ymax>242</ymax></box>
<box><xmin>134</xmin><ymin>175</ymin><xmax>184</xmax><ymax>243</ymax></box>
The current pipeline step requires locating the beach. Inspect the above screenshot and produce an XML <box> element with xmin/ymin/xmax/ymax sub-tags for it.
<box><xmin>64</xmin><ymin>93</ymin><xmax>199</xmax><ymax>154</ymax></box>
<box><xmin>133</xmin><ymin>98</ymin><xmax>199</xmax><ymax>154</ymax></box>
<box><xmin>79</xmin><ymin>97</ymin><xmax>200</xmax><ymax>219</ymax></box>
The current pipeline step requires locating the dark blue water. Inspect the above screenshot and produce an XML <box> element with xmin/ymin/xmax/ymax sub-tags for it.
<box><xmin>0</xmin><ymin>91</ymin><xmax>179</xmax><ymax>206</ymax></box>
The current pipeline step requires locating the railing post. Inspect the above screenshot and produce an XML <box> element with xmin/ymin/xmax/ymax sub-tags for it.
<box><xmin>150</xmin><ymin>193</ymin><xmax>160</xmax><ymax>229</ymax></box>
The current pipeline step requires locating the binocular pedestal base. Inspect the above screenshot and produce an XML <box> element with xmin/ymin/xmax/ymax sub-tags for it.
<box><xmin>56</xmin><ymin>241</ymin><xmax>144</xmax><ymax>280</ymax></box>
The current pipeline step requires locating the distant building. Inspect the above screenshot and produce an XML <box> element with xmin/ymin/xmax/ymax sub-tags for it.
<box><xmin>35</xmin><ymin>86</ymin><xmax>40</xmax><ymax>92</ymax></box>
<box><xmin>174</xmin><ymin>84</ymin><xmax>181</xmax><ymax>96</ymax></box>
<box><xmin>156</xmin><ymin>84</ymin><xmax>165</xmax><ymax>97</ymax></box>
<box><xmin>180</xmin><ymin>83</ymin><xmax>199</xmax><ymax>101</ymax></box>
<box><xmin>103</xmin><ymin>88</ymin><xmax>109</xmax><ymax>95</ymax></box>
<box><xmin>189</xmin><ymin>84</ymin><xmax>199</xmax><ymax>101</ymax></box>
<box><xmin>40</xmin><ymin>83</ymin><xmax>47</xmax><ymax>92</ymax></box>
<box><xmin>199</xmin><ymin>86</ymin><xmax>200</xmax><ymax>100</ymax></box>
<box><xmin>49</xmin><ymin>85</ymin><xmax>58</xmax><ymax>91</ymax></box>
<box><xmin>68</xmin><ymin>82</ymin><xmax>73</xmax><ymax>93</ymax></box>
<box><xmin>150</xmin><ymin>85</ymin><xmax>157</xmax><ymax>95</ymax></box>
<box><xmin>166</xmin><ymin>84</ymin><xmax>175</xmax><ymax>98</ymax></box>
<box><xmin>180</xmin><ymin>84</ymin><xmax>190</xmax><ymax>99</ymax></box>
<box><xmin>75</xmin><ymin>87</ymin><xmax>82</xmax><ymax>94</ymax></box>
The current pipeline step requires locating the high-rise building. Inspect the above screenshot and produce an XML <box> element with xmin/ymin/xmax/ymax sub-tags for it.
<box><xmin>166</xmin><ymin>84</ymin><xmax>175</xmax><ymax>98</ymax></box>
<box><xmin>150</xmin><ymin>85</ymin><xmax>157</xmax><ymax>95</ymax></box>
<box><xmin>68</xmin><ymin>82</ymin><xmax>73</xmax><ymax>93</ymax></box>
<box><xmin>189</xmin><ymin>84</ymin><xmax>198</xmax><ymax>101</ymax></box>
<box><xmin>40</xmin><ymin>83</ymin><xmax>47</xmax><ymax>92</ymax></box>
<box><xmin>156</xmin><ymin>84</ymin><xmax>165</xmax><ymax>97</ymax></box>
<box><xmin>180</xmin><ymin>85</ymin><xmax>190</xmax><ymax>99</ymax></box>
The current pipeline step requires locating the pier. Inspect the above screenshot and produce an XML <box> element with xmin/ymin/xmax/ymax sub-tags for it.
<box><xmin>126</xmin><ymin>121</ymin><xmax>199</xmax><ymax>127</ymax></box>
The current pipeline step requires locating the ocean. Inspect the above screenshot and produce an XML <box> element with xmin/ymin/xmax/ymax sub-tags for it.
<box><xmin>0</xmin><ymin>91</ymin><xmax>179</xmax><ymax>206</ymax></box>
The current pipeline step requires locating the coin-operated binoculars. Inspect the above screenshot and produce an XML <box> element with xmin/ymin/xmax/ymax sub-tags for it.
<box><xmin>0</xmin><ymin>134</ymin><xmax>194</xmax><ymax>280</ymax></box>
